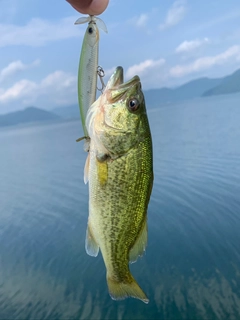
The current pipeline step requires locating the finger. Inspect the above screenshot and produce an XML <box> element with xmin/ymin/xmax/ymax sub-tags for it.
<box><xmin>87</xmin><ymin>0</ymin><xmax>109</xmax><ymax>15</ymax></box>
<box><xmin>66</xmin><ymin>0</ymin><xmax>93</xmax><ymax>14</ymax></box>
<box><xmin>66</xmin><ymin>0</ymin><xmax>109</xmax><ymax>15</ymax></box>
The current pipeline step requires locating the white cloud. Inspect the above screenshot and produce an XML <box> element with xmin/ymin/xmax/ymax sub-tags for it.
<box><xmin>159</xmin><ymin>0</ymin><xmax>187</xmax><ymax>30</ymax></box>
<box><xmin>0</xmin><ymin>71</ymin><xmax>77</xmax><ymax>107</ymax></box>
<box><xmin>0</xmin><ymin>16</ymin><xmax>80</xmax><ymax>47</ymax></box>
<box><xmin>126</xmin><ymin>58</ymin><xmax>165</xmax><ymax>79</ymax></box>
<box><xmin>136</xmin><ymin>14</ymin><xmax>148</xmax><ymax>27</ymax></box>
<box><xmin>0</xmin><ymin>60</ymin><xmax>40</xmax><ymax>82</ymax></box>
<box><xmin>170</xmin><ymin>45</ymin><xmax>240</xmax><ymax>77</ymax></box>
<box><xmin>176</xmin><ymin>38</ymin><xmax>210</xmax><ymax>53</ymax></box>
<box><xmin>0</xmin><ymin>79</ymin><xmax>36</xmax><ymax>103</ymax></box>
<box><xmin>128</xmin><ymin>13</ymin><xmax>149</xmax><ymax>29</ymax></box>
<box><xmin>39</xmin><ymin>71</ymin><xmax>76</xmax><ymax>104</ymax></box>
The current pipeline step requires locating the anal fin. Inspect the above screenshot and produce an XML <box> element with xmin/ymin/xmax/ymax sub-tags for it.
<box><xmin>129</xmin><ymin>217</ymin><xmax>148</xmax><ymax>263</ymax></box>
<box><xmin>85</xmin><ymin>223</ymin><xmax>99</xmax><ymax>257</ymax></box>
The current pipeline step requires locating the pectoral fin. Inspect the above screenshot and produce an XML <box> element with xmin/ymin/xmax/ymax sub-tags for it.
<box><xmin>84</xmin><ymin>153</ymin><xmax>90</xmax><ymax>184</ymax></box>
<box><xmin>85</xmin><ymin>223</ymin><xmax>99</xmax><ymax>257</ymax></box>
<box><xmin>129</xmin><ymin>217</ymin><xmax>147</xmax><ymax>263</ymax></box>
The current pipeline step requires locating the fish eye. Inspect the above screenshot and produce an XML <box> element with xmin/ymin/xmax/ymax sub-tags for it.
<box><xmin>88</xmin><ymin>27</ymin><xmax>93</xmax><ymax>34</ymax></box>
<box><xmin>128</xmin><ymin>98</ymin><xmax>139</xmax><ymax>112</ymax></box>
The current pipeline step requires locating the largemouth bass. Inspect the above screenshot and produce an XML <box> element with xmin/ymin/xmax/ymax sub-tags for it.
<box><xmin>84</xmin><ymin>67</ymin><xmax>153</xmax><ymax>303</ymax></box>
<box><xmin>75</xmin><ymin>15</ymin><xmax>107</xmax><ymax>137</ymax></box>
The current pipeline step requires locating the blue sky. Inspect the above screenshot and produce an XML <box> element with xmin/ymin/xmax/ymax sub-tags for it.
<box><xmin>0</xmin><ymin>0</ymin><xmax>240</xmax><ymax>113</ymax></box>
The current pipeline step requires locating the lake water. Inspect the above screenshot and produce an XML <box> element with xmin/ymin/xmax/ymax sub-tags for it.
<box><xmin>1</xmin><ymin>94</ymin><xmax>240</xmax><ymax>319</ymax></box>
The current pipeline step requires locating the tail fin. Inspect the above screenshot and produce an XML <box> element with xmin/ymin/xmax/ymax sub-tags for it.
<box><xmin>107</xmin><ymin>274</ymin><xmax>149</xmax><ymax>304</ymax></box>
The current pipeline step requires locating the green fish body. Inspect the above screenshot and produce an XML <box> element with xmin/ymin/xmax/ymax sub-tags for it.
<box><xmin>84</xmin><ymin>67</ymin><xmax>153</xmax><ymax>303</ymax></box>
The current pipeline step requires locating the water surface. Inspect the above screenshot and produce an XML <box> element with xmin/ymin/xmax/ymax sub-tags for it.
<box><xmin>1</xmin><ymin>94</ymin><xmax>240</xmax><ymax>319</ymax></box>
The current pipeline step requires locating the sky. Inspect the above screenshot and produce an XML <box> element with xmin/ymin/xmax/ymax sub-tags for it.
<box><xmin>0</xmin><ymin>0</ymin><xmax>240</xmax><ymax>114</ymax></box>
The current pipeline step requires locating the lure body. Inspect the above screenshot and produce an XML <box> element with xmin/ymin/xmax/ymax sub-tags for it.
<box><xmin>76</xmin><ymin>16</ymin><xmax>107</xmax><ymax>137</ymax></box>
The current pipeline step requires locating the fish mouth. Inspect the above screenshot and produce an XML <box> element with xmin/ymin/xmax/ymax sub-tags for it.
<box><xmin>106</xmin><ymin>66</ymin><xmax>124</xmax><ymax>88</ymax></box>
<box><xmin>106</xmin><ymin>67</ymin><xmax>141</xmax><ymax>104</ymax></box>
<box><xmin>106</xmin><ymin>66</ymin><xmax>140</xmax><ymax>90</ymax></box>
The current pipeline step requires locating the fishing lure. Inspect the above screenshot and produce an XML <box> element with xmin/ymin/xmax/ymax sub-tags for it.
<box><xmin>75</xmin><ymin>15</ymin><xmax>107</xmax><ymax>137</ymax></box>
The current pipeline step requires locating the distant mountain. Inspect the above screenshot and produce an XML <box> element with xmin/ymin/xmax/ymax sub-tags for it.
<box><xmin>144</xmin><ymin>77</ymin><xmax>223</xmax><ymax>107</ymax></box>
<box><xmin>174</xmin><ymin>77</ymin><xmax>222</xmax><ymax>99</ymax></box>
<box><xmin>0</xmin><ymin>106</ymin><xmax>60</xmax><ymax>127</ymax></box>
<box><xmin>202</xmin><ymin>69</ymin><xmax>240</xmax><ymax>97</ymax></box>
<box><xmin>144</xmin><ymin>88</ymin><xmax>173</xmax><ymax>107</ymax></box>
<box><xmin>52</xmin><ymin>104</ymin><xmax>80</xmax><ymax>119</ymax></box>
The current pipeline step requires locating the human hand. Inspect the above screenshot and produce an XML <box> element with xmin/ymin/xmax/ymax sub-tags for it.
<box><xmin>66</xmin><ymin>0</ymin><xmax>109</xmax><ymax>15</ymax></box>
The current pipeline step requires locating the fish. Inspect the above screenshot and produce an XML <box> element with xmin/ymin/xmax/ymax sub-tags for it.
<box><xmin>84</xmin><ymin>66</ymin><xmax>153</xmax><ymax>303</ymax></box>
<box><xmin>75</xmin><ymin>15</ymin><xmax>107</xmax><ymax>137</ymax></box>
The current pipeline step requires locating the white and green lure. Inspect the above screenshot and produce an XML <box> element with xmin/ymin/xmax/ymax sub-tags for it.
<box><xmin>75</xmin><ymin>15</ymin><xmax>107</xmax><ymax>137</ymax></box>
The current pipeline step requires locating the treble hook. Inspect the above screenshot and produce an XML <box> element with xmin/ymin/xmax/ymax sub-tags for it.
<box><xmin>97</xmin><ymin>66</ymin><xmax>105</xmax><ymax>93</ymax></box>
